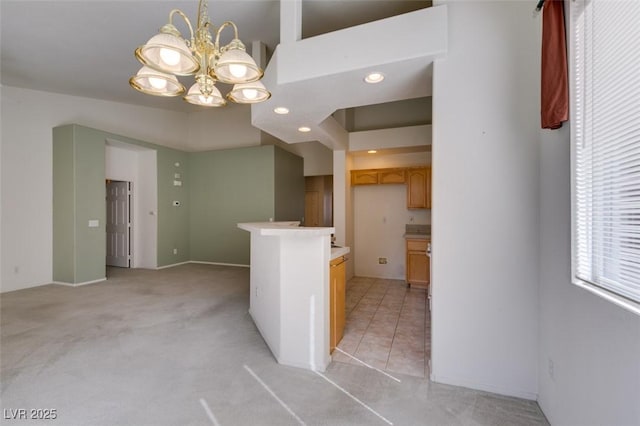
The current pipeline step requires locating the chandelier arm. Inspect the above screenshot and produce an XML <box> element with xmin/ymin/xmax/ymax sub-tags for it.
<box><xmin>214</xmin><ymin>21</ymin><xmax>240</xmax><ymax>50</ymax></box>
<box><xmin>168</xmin><ymin>9</ymin><xmax>195</xmax><ymax>43</ymax></box>
<box><xmin>197</xmin><ymin>0</ymin><xmax>208</xmax><ymax>27</ymax></box>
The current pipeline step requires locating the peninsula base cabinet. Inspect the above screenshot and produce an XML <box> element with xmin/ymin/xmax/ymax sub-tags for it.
<box><xmin>406</xmin><ymin>239</ymin><xmax>430</xmax><ymax>289</ymax></box>
<box><xmin>330</xmin><ymin>256</ymin><xmax>347</xmax><ymax>353</ymax></box>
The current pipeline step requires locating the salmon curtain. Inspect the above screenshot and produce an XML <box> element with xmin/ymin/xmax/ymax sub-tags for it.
<box><xmin>541</xmin><ymin>0</ymin><xmax>568</xmax><ymax>129</ymax></box>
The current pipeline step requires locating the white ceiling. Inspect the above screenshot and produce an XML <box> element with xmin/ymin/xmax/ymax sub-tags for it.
<box><xmin>1</xmin><ymin>0</ymin><xmax>433</xmax><ymax>146</ymax></box>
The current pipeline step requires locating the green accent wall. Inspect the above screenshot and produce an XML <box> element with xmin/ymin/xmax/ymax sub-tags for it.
<box><xmin>52</xmin><ymin>124</ymin><xmax>191</xmax><ymax>283</ymax></box>
<box><xmin>274</xmin><ymin>147</ymin><xmax>305</xmax><ymax>222</ymax></box>
<box><xmin>189</xmin><ymin>145</ymin><xmax>304</xmax><ymax>265</ymax></box>
<box><xmin>52</xmin><ymin>125</ymin><xmax>106</xmax><ymax>283</ymax></box>
<box><xmin>52</xmin><ymin>126</ymin><xmax>75</xmax><ymax>283</ymax></box>
<box><xmin>189</xmin><ymin>146</ymin><xmax>275</xmax><ymax>265</ymax></box>
<box><xmin>52</xmin><ymin>126</ymin><xmax>305</xmax><ymax>277</ymax></box>
<box><xmin>73</xmin><ymin>126</ymin><xmax>107</xmax><ymax>282</ymax></box>
<box><xmin>156</xmin><ymin>148</ymin><xmax>190</xmax><ymax>267</ymax></box>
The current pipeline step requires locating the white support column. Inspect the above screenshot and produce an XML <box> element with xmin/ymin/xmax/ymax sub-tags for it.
<box><xmin>251</xmin><ymin>41</ymin><xmax>268</xmax><ymax>70</ymax></box>
<box><xmin>280</xmin><ymin>0</ymin><xmax>302</xmax><ymax>44</ymax></box>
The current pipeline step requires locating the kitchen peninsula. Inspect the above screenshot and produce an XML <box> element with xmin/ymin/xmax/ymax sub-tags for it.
<box><xmin>238</xmin><ymin>222</ymin><xmax>349</xmax><ymax>372</ymax></box>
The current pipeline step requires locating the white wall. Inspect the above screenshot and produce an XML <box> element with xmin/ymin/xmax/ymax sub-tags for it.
<box><xmin>352</xmin><ymin>151</ymin><xmax>429</xmax><ymax>280</ymax></box>
<box><xmin>333</xmin><ymin>150</ymin><xmax>355</xmax><ymax>279</ymax></box>
<box><xmin>538</xmin><ymin>124</ymin><xmax>640</xmax><ymax>424</ymax></box>
<box><xmin>105</xmin><ymin>143</ymin><xmax>158</xmax><ymax>269</ymax></box>
<box><xmin>431</xmin><ymin>0</ymin><xmax>539</xmax><ymax>399</ymax></box>
<box><xmin>349</xmin><ymin>125</ymin><xmax>432</xmax><ymax>152</ymax></box>
<box><xmin>0</xmin><ymin>86</ymin><xmax>187</xmax><ymax>292</ymax></box>
<box><xmin>187</xmin><ymin>105</ymin><xmax>261</xmax><ymax>151</ymax></box>
<box><xmin>261</xmin><ymin>132</ymin><xmax>334</xmax><ymax>176</ymax></box>
<box><xmin>354</xmin><ymin>185</ymin><xmax>428</xmax><ymax>279</ymax></box>
<box><xmin>352</xmin><ymin>151</ymin><xmax>431</xmax><ymax>169</ymax></box>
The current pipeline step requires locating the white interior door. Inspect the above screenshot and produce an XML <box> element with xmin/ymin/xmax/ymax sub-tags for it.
<box><xmin>106</xmin><ymin>180</ymin><xmax>131</xmax><ymax>267</ymax></box>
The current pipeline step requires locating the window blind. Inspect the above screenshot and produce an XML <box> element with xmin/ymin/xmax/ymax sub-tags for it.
<box><xmin>573</xmin><ymin>0</ymin><xmax>640</xmax><ymax>305</ymax></box>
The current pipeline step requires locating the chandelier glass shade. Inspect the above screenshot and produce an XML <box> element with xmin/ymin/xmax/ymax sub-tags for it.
<box><xmin>129</xmin><ymin>0</ymin><xmax>270</xmax><ymax>107</ymax></box>
<box><xmin>227</xmin><ymin>80</ymin><xmax>271</xmax><ymax>104</ymax></box>
<box><xmin>184</xmin><ymin>79</ymin><xmax>226</xmax><ymax>107</ymax></box>
<box><xmin>129</xmin><ymin>66</ymin><xmax>185</xmax><ymax>96</ymax></box>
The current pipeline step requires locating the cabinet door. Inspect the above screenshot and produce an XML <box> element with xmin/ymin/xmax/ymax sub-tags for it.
<box><xmin>330</xmin><ymin>257</ymin><xmax>347</xmax><ymax>352</ymax></box>
<box><xmin>406</xmin><ymin>239</ymin><xmax>429</xmax><ymax>288</ymax></box>
<box><xmin>379</xmin><ymin>169</ymin><xmax>406</xmax><ymax>184</ymax></box>
<box><xmin>334</xmin><ymin>260</ymin><xmax>346</xmax><ymax>347</ymax></box>
<box><xmin>330</xmin><ymin>264</ymin><xmax>336</xmax><ymax>352</ymax></box>
<box><xmin>407</xmin><ymin>251</ymin><xmax>429</xmax><ymax>287</ymax></box>
<box><xmin>304</xmin><ymin>191</ymin><xmax>320</xmax><ymax>226</ymax></box>
<box><xmin>407</xmin><ymin>168</ymin><xmax>427</xmax><ymax>208</ymax></box>
<box><xmin>351</xmin><ymin>170</ymin><xmax>379</xmax><ymax>185</ymax></box>
<box><xmin>425</xmin><ymin>166</ymin><xmax>432</xmax><ymax>209</ymax></box>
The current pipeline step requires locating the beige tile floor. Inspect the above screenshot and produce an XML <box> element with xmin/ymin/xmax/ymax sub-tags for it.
<box><xmin>332</xmin><ymin>276</ymin><xmax>431</xmax><ymax>378</ymax></box>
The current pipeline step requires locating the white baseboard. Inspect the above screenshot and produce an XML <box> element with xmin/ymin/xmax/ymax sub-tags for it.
<box><xmin>156</xmin><ymin>261</ymin><xmax>249</xmax><ymax>270</ymax></box>
<box><xmin>189</xmin><ymin>260</ymin><xmax>249</xmax><ymax>268</ymax></box>
<box><xmin>430</xmin><ymin>373</ymin><xmax>538</xmax><ymax>401</ymax></box>
<box><xmin>52</xmin><ymin>277</ymin><xmax>107</xmax><ymax>287</ymax></box>
<box><xmin>47</xmin><ymin>261</ymin><xmax>246</xmax><ymax>288</ymax></box>
<box><xmin>156</xmin><ymin>261</ymin><xmax>190</xmax><ymax>270</ymax></box>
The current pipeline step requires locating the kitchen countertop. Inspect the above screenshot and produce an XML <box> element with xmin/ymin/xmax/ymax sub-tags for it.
<box><xmin>239</xmin><ymin>222</ymin><xmax>349</xmax><ymax>260</ymax></box>
<box><xmin>238</xmin><ymin>221</ymin><xmax>334</xmax><ymax>236</ymax></box>
<box><xmin>404</xmin><ymin>233</ymin><xmax>431</xmax><ymax>240</ymax></box>
<box><xmin>330</xmin><ymin>246</ymin><xmax>350</xmax><ymax>260</ymax></box>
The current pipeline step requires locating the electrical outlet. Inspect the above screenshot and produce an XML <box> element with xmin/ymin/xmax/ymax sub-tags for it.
<box><xmin>548</xmin><ymin>358</ymin><xmax>555</xmax><ymax>380</ymax></box>
<box><xmin>378</xmin><ymin>257</ymin><xmax>388</xmax><ymax>264</ymax></box>
<box><xmin>173</xmin><ymin>248</ymin><xmax>178</xmax><ymax>255</ymax></box>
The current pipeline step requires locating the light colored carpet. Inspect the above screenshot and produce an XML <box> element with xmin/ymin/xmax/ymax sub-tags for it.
<box><xmin>1</xmin><ymin>264</ymin><xmax>548</xmax><ymax>425</ymax></box>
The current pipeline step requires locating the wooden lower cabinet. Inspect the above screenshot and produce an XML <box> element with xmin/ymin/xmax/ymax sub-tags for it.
<box><xmin>407</xmin><ymin>167</ymin><xmax>432</xmax><ymax>209</ymax></box>
<box><xmin>330</xmin><ymin>256</ymin><xmax>347</xmax><ymax>353</ymax></box>
<box><xmin>406</xmin><ymin>239</ymin><xmax>430</xmax><ymax>289</ymax></box>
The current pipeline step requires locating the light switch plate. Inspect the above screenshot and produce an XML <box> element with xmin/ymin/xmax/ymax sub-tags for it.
<box><xmin>88</xmin><ymin>219</ymin><xmax>99</xmax><ymax>228</ymax></box>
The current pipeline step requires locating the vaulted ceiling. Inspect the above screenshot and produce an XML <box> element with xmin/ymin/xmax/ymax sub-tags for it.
<box><xmin>1</xmin><ymin>1</ymin><xmax>436</xmax><ymax>150</ymax></box>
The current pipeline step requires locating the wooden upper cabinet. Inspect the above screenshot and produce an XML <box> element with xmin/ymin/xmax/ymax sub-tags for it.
<box><xmin>351</xmin><ymin>166</ymin><xmax>431</xmax><ymax>209</ymax></box>
<box><xmin>407</xmin><ymin>167</ymin><xmax>431</xmax><ymax>209</ymax></box>
<box><xmin>351</xmin><ymin>169</ymin><xmax>379</xmax><ymax>185</ymax></box>
<box><xmin>378</xmin><ymin>168</ymin><xmax>406</xmax><ymax>184</ymax></box>
<box><xmin>351</xmin><ymin>168</ymin><xmax>407</xmax><ymax>185</ymax></box>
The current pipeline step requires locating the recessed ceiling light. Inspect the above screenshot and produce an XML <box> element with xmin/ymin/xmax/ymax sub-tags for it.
<box><xmin>364</xmin><ymin>72</ymin><xmax>385</xmax><ymax>84</ymax></box>
<box><xmin>274</xmin><ymin>107</ymin><xmax>289</xmax><ymax>114</ymax></box>
<box><xmin>368</xmin><ymin>150</ymin><xmax>377</xmax><ymax>154</ymax></box>
<box><xmin>298</xmin><ymin>126</ymin><xmax>311</xmax><ymax>132</ymax></box>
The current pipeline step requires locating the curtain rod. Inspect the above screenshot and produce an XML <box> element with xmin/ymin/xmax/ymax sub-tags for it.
<box><xmin>535</xmin><ymin>0</ymin><xmax>545</xmax><ymax>12</ymax></box>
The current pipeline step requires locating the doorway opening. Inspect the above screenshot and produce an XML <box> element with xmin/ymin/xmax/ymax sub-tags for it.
<box><xmin>304</xmin><ymin>175</ymin><xmax>333</xmax><ymax>227</ymax></box>
<box><xmin>105</xmin><ymin>138</ymin><xmax>157</xmax><ymax>270</ymax></box>
<box><xmin>106</xmin><ymin>180</ymin><xmax>131</xmax><ymax>268</ymax></box>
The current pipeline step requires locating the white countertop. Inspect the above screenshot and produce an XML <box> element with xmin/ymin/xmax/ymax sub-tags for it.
<box><xmin>404</xmin><ymin>233</ymin><xmax>431</xmax><ymax>240</ymax></box>
<box><xmin>238</xmin><ymin>221</ymin><xmax>335</xmax><ymax>236</ymax></box>
<box><xmin>331</xmin><ymin>246</ymin><xmax>350</xmax><ymax>260</ymax></box>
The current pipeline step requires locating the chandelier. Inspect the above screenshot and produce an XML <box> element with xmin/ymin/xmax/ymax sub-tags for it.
<box><xmin>129</xmin><ymin>0</ymin><xmax>270</xmax><ymax>107</ymax></box>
